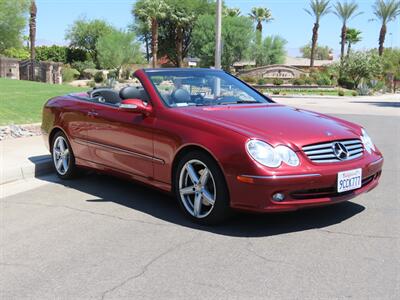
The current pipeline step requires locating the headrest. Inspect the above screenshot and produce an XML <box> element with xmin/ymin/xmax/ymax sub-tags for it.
<box><xmin>171</xmin><ymin>88</ymin><xmax>191</xmax><ymax>103</ymax></box>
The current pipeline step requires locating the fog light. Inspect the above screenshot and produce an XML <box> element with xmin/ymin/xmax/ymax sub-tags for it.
<box><xmin>272</xmin><ymin>193</ymin><xmax>285</xmax><ymax>202</ymax></box>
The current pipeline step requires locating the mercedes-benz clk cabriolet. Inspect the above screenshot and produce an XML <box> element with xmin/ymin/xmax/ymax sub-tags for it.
<box><xmin>42</xmin><ymin>68</ymin><xmax>383</xmax><ymax>224</ymax></box>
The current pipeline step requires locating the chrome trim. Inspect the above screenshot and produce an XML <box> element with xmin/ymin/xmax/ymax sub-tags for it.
<box><xmin>241</xmin><ymin>173</ymin><xmax>321</xmax><ymax>179</ymax></box>
<box><xmin>75</xmin><ymin>138</ymin><xmax>165</xmax><ymax>165</ymax></box>
<box><xmin>303</xmin><ymin>139</ymin><xmax>364</xmax><ymax>163</ymax></box>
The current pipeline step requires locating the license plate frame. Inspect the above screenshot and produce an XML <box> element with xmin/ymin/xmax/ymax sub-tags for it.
<box><xmin>337</xmin><ymin>168</ymin><xmax>362</xmax><ymax>193</ymax></box>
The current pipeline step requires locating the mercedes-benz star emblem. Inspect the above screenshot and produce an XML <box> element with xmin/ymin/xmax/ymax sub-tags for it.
<box><xmin>332</xmin><ymin>142</ymin><xmax>349</xmax><ymax>160</ymax></box>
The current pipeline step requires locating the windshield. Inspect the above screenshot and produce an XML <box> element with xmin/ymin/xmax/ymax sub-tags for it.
<box><xmin>145</xmin><ymin>69</ymin><xmax>271</xmax><ymax>107</ymax></box>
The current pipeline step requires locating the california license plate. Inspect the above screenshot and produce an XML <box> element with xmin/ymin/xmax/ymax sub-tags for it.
<box><xmin>337</xmin><ymin>168</ymin><xmax>362</xmax><ymax>193</ymax></box>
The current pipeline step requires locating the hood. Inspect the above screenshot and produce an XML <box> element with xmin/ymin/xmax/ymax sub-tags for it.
<box><xmin>179</xmin><ymin>104</ymin><xmax>361</xmax><ymax>150</ymax></box>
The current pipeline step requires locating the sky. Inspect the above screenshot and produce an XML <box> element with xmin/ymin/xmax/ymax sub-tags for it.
<box><xmin>34</xmin><ymin>0</ymin><xmax>400</xmax><ymax>57</ymax></box>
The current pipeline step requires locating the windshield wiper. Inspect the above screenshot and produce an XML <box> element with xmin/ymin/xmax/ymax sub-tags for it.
<box><xmin>216</xmin><ymin>100</ymin><xmax>258</xmax><ymax>105</ymax></box>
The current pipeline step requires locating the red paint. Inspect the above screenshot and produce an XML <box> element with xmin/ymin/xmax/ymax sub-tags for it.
<box><xmin>42</xmin><ymin>69</ymin><xmax>383</xmax><ymax>213</ymax></box>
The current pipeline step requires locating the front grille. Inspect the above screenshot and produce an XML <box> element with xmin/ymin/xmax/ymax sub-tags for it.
<box><xmin>302</xmin><ymin>139</ymin><xmax>364</xmax><ymax>163</ymax></box>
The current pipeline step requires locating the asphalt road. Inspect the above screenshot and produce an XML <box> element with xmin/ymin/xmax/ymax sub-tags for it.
<box><xmin>1</xmin><ymin>113</ymin><xmax>399</xmax><ymax>299</ymax></box>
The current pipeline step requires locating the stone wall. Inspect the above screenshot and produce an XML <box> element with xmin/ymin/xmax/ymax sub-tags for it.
<box><xmin>238</xmin><ymin>64</ymin><xmax>306</xmax><ymax>79</ymax></box>
<box><xmin>0</xmin><ymin>56</ymin><xmax>62</xmax><ymax>84</ymax></box>
<box><xmin>0</xmin><ymin>56</ymin><xmax>20</xmax><ymax>79</ymax></box>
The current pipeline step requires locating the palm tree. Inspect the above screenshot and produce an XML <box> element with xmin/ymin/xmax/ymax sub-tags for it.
<box><xmin>333</xmin><ymin>1</ymin><xmax>362</xmax><ymax>63</ymax></box>
<box><xmin>133</xmin><ymin>0</ymin><xmax>169</xmax><ymax>67</ymax></box>
<box><xmin>305</xmin><ymin>0</ymin><xmax>331</xmax><ymax>67</ymax></box>
<box><xmin>345</xmin><ymin>28</ymin><xmax>362</xmax><ymax>56</ymax></box>
<box><xmin>249</xmin><ymin>7</ymin><xmax>273</xmax><ymax>34</ymax></box>
<box><xmin>372</xmin><ymin>0</ymin><xmax>400</xmax><ymax>56</ymax></box>
<box><xmin>29</xmin><ymin>0</ymin><xmax>37</xmax><ymax>81</ymax></box>
<box><xmin>169</xmin><ymin>9</ymin><xmax>195</xmax><ymax>67</ymax></box>
<box><xmin>225</xmin><ymin>8</ymin><xmax>241</xmax><ymax>17</ymax></box>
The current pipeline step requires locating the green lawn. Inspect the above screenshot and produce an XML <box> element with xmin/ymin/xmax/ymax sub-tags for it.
<box><xmin>261</xmin><ymin>88</ymin><xmax>355</xmax><ymax>97</ymax></box>
<box><xmin>0</xmin><ymin>78</ymin><xmax>87</xmax><ymax>125</ymax></box>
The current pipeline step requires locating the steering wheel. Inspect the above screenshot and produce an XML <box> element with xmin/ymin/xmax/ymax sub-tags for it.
<box><xmin>192</xmin><ymin>93</ymin><xmax>205</xmax><ymax>105</ymax></box>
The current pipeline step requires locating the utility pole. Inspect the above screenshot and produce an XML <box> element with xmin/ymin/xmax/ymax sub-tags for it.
<box><xmin>214</xmin><ymin>0</ymin><xmax>222</xmax><ymax>69</ymax></box>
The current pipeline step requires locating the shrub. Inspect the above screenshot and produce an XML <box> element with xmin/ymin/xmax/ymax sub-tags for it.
<box><xmin>107</xmin><ymin>70</ymin><xmax>118</xmax><ymax>79</ymax></box>
<box><xmin>88</xmin><ymin>81</ymin><xmax>96</xmax><ymax>88</ymax></box>
<box><xmin>338</xmin><ymin>89</ymin><xmax>345</xmax><ymax>96</ymax></box>
<box><xmin>292</xmin><ymin>78</ymin><xmax>305</xmax><ymax>86</ymax></box>
<box><xmin>71</xmin><ymin>60</ymin><xmax>96</xmax><ymax>75</ymax></box>
<box><xmin>240</xmin><ymin>75</ymin><xmax>257</xmax><ymax>84</ymax></box>
<box><xmin>316</xmin><ymin>75</ymin><xmax>331</xmax><ymax>86</ymax></box>
<box><xmin>62</xmin><ymin>68</ymin><xmax>80</xmax><ymax>82</ymax></box>
<box><xmin>338</xmin><ymin>77</ymin><xmax>355</xmax><ymax>89</ymax></box>
<box><xmin>357</xmin><ymin>83</ymin><xmax>370</xmax><ymax>96</ymax></box>
<box><xmin>272</xmin><ymin>90</ymin><xmax>280</xmax><ymax>95</ymax></box>
<box><xmin>352</xmin><ymin>91</ymin><xmax>358</xmax><ymax>96</ymax></box>
<box><xmin>94</xmin><ymin>71</ymin><xmax>105</xmax><ymax>83</ymax></box>
<box><xmin>273</xmin><ymin>78</ymin><xmax>284</xmax><ymax>86</ymax></box>
<box><xmin>304</xmin><ymin>77</ymin><xmax>314</xmax><ymax>85</ymax></box>
<box><xmin>81</xmin><ymin>68</ymin><xmax>98</xmax><ymax>79</ymax></box>
<box><xmin>257</xmin><ymin>78</ymin><xmax>267</xmax><ymax>85</ymax></box>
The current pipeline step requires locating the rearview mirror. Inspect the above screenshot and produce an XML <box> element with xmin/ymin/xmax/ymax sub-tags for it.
<box><xmin>120</xmin><ymin>99</ymin><xmax>152</xmax><ymax>116</ymax></box>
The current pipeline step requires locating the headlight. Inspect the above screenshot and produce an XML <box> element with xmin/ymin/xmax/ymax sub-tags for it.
<box><xmin>275</xmin><ymin>145</ymin><xmax>300</xmax><ymax>166</ymax></box>
<box><xmin>360</xmin><ymin>128</ymin><xmax>375</xmax><ymax>154</ymax></box>
<box><xmin>246</xmin><ymin>140</ymin><xmax>299</xmax><ymax>168</ymax></box>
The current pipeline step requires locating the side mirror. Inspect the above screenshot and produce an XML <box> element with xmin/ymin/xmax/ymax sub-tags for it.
<box><xmin>120</xmin><ymin>99</ymin><xmax>152</xmax><ymax>116</ymax></box>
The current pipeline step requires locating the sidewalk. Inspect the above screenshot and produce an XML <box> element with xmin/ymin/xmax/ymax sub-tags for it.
<box><xmin>0</xmin><ymin>136</ymin><xmax>52</xmax><ymax>185</ymax></box>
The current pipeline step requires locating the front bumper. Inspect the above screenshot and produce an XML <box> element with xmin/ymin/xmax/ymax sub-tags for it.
<box><xmin>228</xmin><ymin>156</ymin><xmax>383</xmax><ymax>213</ymax></box>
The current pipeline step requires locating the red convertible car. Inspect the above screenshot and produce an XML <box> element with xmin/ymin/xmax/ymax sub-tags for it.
<box><xmin>42</xmin><ymin>68</ymin><xmax>383</xmax><ymax>224</ymax></box>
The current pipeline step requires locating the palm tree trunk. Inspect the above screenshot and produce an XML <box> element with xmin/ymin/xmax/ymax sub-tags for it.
<box><xmin>340</xmin><ymin>24</ymin><xmax>346</xmax><ymax>63</ymax></box>
<box><xmin>151</xmin><ymin>18</ymin><xmax>158</xmax><ymax>68</ymax></box>
<box><xmin>256</xmin><ymin>21</ymin><xmax>262</xmax><ymax>35</ymax></box>
<box><xmin>378</xmin><ymin>23</ymin><xmax>386</xmax><ymax>56</ymax></box>
<box><xmin>176</xmin><ymin>26</ymin><xmax>183</xmax><ymax>67</ymax></box>
<box><xmin>310</xmin><ymin>22</ymin><xmax>319</xmax><ymax>68</ymax></box>
<box><xmin>29</xmin><ymin>0</ymin><xmax>37</xmax><ymax>81</ymax></box>
<box><xmin>347</xmin><ymin>41</ymin><xmax>352</xmax><ymax>57</ymax></box>
<box><xmin>145</xmin><ymin>34</ymin><xmax>150</xmax><ymax>63</ymax></box>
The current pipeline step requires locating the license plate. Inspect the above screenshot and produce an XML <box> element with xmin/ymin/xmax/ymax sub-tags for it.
<box><xmin>337</xmin><ymin>168</ymin><xmax>362</xmax><ymax>193</ymax></box>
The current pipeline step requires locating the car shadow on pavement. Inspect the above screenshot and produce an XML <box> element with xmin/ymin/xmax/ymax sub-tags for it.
<box><xmin>40</xmin><ymin>172</ymin><xmax>365</xmax><ymax>238</ymax></box>
<box><xmin>350</xmin><ymin>101</ymin><xmax>400</xmax><ymax>108</ymax></box>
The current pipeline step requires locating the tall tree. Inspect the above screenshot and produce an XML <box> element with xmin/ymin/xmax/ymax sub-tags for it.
<box><xmin>133</xmin><ymin>0</ymin><xmax>169</xmax><ymax>68</ymax></box>
<box><xmin>29</xmin><ymin>0</ymin><xmax>37</xmax><ymax>81</ymax></box>
<box><xmin>224</xmin><ymin>8</ymin><xmax>241</xmax><ymax>17</ymax></box>
<box><xmin>96</xmin><ymin>29</ymin><xmax>144</xmax><ymax>77</ymax></box>
<box><xmin>191</xmin><ymin>15</ymin><xmax>253</xmax><ymax>70</ymax></box>
<box><xmin>156</xmin><ymin>0</ymin><xmax>214</xmax><ymax>67</ymax></box>
<box><xmin>345</xmin><ymin>28</ymin><xmax>362</xmax><ymax>56</ymax></box>
<box><xmin>333</xmin><ymin>1</ymin><xmax>362</xmax><ymax>63</ymax></box>
<box><xmin>65</xmin><ymin>18</ymin><xmax>113</xmax><ymax>67</ymax></box>
<box><xmin>305</xmin><ymin>0</ymin><xmax>331</xmax><ymax>67</ymax></box>
<box><xmin>372</xmin><ymin>0</ymin><xmax>400</xmax><ymax>56</ymax></box>
<box><xmin>0</xmin><ymin>0</ymin><xmax>29</xmax><ymax>53</ymax></box>
<box><xmin>300</xmin><ymin>43</ymin><xmax>333</xmax><ymax>60</ymax></box>
<box><xmin>248</xmin><ymin>7</ymin><xmax>273</xmax><ymax>34</ymax></box>
<box><xmin>131</xmin><ymin>19</ymin><xmax>151</xmax><ymax>63</ymax></box>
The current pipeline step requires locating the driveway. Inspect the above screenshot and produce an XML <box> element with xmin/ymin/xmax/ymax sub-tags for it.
<box><xmin>1</xmin><ymin>97</ymin><xmax>399</xmax><ymax>299</ymax></box>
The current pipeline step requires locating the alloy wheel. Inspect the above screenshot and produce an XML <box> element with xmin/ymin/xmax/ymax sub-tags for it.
<box><xmin>53</xmin><ymin>136</ymin><xmax>70</xmax><ymax>175</ymax></box>
<box><xmin>179</xmin><ymin>159</ymin><xmax>216</xmax><ymax>218</ymax></box>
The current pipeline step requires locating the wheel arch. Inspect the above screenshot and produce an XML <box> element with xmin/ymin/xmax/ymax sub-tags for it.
<box><xmin>171</xmin><ymin>144</ymin><xmax>229</xmax><ymax>193</ymax></box>
<box><xmin>48</xmin><ymin>126</ymin><xmax>69</xmax><ymax>149</ymax></box>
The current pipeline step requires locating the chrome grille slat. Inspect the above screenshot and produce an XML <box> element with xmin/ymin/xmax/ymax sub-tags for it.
<box><xmin>302</xmin><ymin>139</ymin><xmax>364</xmax><ymax>163</ymax></box>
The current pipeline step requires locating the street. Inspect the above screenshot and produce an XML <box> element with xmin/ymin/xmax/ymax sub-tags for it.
<box><xmin>1</xmin><ymin>100</ymin><xmax>399</xmax><ymax>299</ymax></box>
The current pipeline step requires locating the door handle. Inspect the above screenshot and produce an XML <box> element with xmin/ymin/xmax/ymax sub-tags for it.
<box><xmin>88</xmin><ymin>110</ymin><xmax>98</xmax><ymax>117</ymax></box>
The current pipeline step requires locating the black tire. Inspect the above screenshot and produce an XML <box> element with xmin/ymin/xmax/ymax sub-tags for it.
<box><xmin>51</xmin><ymin>131</ymin><xmax>79</xmax><ymax>179</ymax></box>
<box><xmin>174</xmin><ymin>150</ymin><xmax>232</xmax><ymax>225</ymax></box>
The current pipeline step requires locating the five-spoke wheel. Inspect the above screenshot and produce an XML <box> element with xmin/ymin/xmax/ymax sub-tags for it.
<box><xmin>51</xmin><ymin>131</ymin><xmax>78</xmax><ymax>179</ymax></box>
<box><xmin>175</xmin><ymin>151</ymin><xmax>231</xmax><ymax>224</ymax></box>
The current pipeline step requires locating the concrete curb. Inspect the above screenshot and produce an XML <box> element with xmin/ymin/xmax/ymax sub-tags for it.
<box><xmin>1</xmin><ymin>156</ymin><xmax>53</xmax><ymax>185</ymax></box>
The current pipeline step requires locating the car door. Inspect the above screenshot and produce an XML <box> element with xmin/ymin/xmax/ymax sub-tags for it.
<box><xmin>85</xmin><ymin>101</ymin><xmax>155</xmax><ymax>179</ymax></box>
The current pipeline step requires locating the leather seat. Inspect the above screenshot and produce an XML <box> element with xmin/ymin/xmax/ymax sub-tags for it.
<box><xmin>119</xmin><ymin>86</ymin><xmax>150</xmax><ymax>103</ymax></box>
<box><xmin>89</xmin><ymin>88</ymin><xmax>121</xmax><ymax>105</ymax></box>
